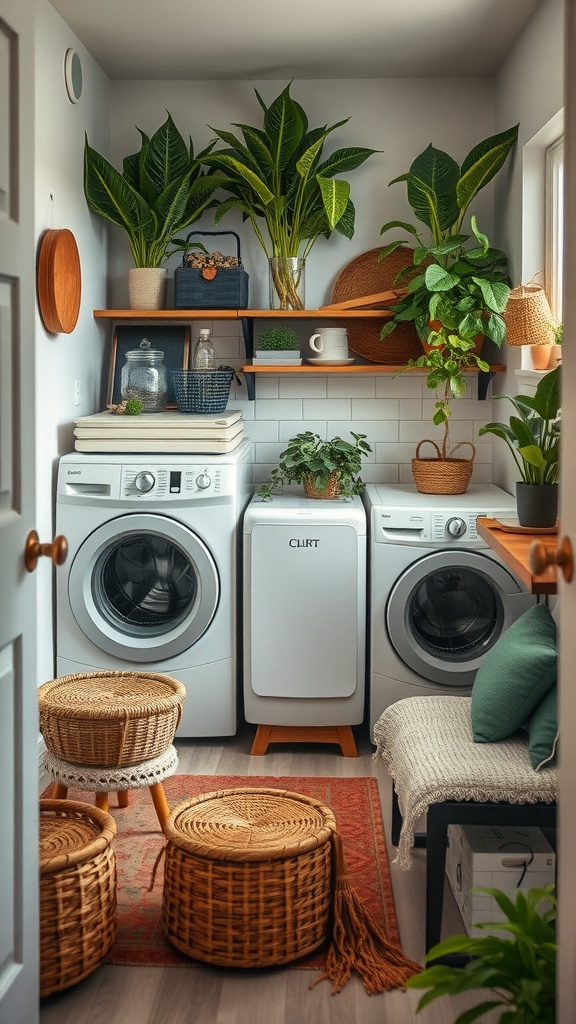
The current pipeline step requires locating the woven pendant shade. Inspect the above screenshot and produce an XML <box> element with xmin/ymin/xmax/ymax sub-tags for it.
<box><xmin>504</xmin><ymin>283</ymin><xmax>555</xmax><ymax>347</ymax></box>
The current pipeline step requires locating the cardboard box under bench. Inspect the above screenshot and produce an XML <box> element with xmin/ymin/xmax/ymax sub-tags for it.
<box><xmin>445</xmin><ymin>824</ymin><xmax>556</xmax><ymax>936</ymax></box>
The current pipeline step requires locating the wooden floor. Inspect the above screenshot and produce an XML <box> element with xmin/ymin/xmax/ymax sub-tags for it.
<box><xmin>40</xmin><ymin>722</ymin><xmax>496</xmax><ymax>1024</ymax></box>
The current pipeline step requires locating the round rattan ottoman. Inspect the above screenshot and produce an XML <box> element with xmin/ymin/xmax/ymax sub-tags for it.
<box><xmin>38</xmin><ymin>671</ymin><xmax>186</xmax><ymax>767</ymax></box>
<box><xmin>162</xmin><ymin>787</ymin><xmax>337</xmax><ymax>968</ymax></box>
<box><xmin>40</xmin><ymin>799</ymin><xmax>117</xmax><ymax>997</ymax></box>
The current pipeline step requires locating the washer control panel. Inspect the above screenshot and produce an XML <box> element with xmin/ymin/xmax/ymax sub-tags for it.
<box><xmin>121</xmin><ymin>465</ymin><xmax>224</xmax><ymax>499</ymax></box>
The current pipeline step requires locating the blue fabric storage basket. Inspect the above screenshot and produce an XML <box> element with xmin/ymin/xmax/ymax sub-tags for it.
<box><xmin>172</xmin><ymin>370</ymin><xmax>234</xmax><ymax>414</ymax></box>
<box><xmin>173</xmin><ymin>231</ymin><xmax>249</xmax><ymax>309</ymax></box>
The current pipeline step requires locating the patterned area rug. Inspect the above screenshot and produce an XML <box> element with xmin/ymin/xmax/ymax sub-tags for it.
<box><xmin>43</xmin><ymin>774</ymin><xmax>398</xmax><ymax>970</ymax></box>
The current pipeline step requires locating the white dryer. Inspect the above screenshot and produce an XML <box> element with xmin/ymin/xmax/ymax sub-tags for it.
<box><xmin>243</xmin><ymin>494</ymin><xmax>366</xmax><ymax>726</ymax></box>
<box><xmin>363</xmin><ymin>483</ymin><xmax>536</xmax><ymax>735</ymax></box>
<box><xmin>55</xmin><ymin>441</ymin><xmax>253</xmax><ymax>737</ymax></box>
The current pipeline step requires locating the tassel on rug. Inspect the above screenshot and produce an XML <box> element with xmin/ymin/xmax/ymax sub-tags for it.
<box><xmin>310</xmin><ymin>832</ymin><xmax>422</xmax><ymax>995</ymax></box>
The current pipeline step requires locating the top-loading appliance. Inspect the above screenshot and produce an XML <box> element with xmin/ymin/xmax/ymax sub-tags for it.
<box><xmin>55</xmin><ymin>441</ymin><xmax>253</xmax><ymax>737</ymax></box>
<box><xmin>363</xmin><ymin>483</ymin><xmax>537</xmax><ymax>734</ymax></box>
<box><xmin>243</xmin><ymin>493</ymin><xmax>366</xmax><ymax>726</ymax></box>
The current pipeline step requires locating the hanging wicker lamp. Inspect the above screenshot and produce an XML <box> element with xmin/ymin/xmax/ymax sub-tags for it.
<box><xmin>504</xmin><ymin>283</ymin><xmax>556</xmax><ymax>347</ymax></box>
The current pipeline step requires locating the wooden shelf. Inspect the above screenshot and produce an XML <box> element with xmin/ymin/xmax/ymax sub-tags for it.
<box><xmin>477</xmin><ymin>517</ymin><xmax>558</xmax><ymax>595</ymax></box>
<box><xmin>93</xmin><ymin>308</ymin><xmax>393</xmax><ymax>320</ymax></box>
<box><xmin>243</xmin><ymin>363</ymin><xmax>506</xmax><ymax>374</ymax></box>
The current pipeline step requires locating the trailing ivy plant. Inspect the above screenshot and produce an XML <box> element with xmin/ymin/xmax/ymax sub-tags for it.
<box><xmin>84</xmin><ymin>113</ymin><xmax>223</xmax><ymax>268</ymax></box>
<box><xmin>202</xmin><ymin>83</ymin><xmax>377</xmax><ymax>307</ymax></box>
<box><xmin>257</xmin><ymin>431</ymin><xmax>372</xmax><ymax>499</ymax></box>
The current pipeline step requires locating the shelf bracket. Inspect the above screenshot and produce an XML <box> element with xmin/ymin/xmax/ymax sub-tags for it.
<box><xmin>240</xmin><ymin>317</ymin><xmax>255</xmax><ymax>399</ymax></box>
<box><xmin>478</xmin><ymin>369</ymin><xmax>495</xmax><ymax>401</ymax></box>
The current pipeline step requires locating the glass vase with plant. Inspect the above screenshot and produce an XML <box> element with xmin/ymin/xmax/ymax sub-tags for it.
<box><xmin>257</xmin><ymin>431</ymin><xmax>372</xmax><ymax>499</ymax></box>
<box><xmin>202</xmin><ymin>83</ymin><xmax>376</xmax><ymax>309</ymax></box>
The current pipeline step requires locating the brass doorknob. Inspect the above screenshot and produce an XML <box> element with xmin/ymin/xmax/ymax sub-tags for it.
<box><xmin>529</xmin><ymin>536</ymin><xmax>574</xmax><ymax>583</ymax></box>
<box><xmin>24</xmin><ymin>530</ymin><xmax>68</xmax><ymax>573</ymax></box>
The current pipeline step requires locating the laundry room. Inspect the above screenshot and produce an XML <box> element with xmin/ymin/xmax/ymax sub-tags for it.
<box><xmin>2</xmin><ymin>0</ymin><xmax>573</xmax><ymax>1021</ymax></box>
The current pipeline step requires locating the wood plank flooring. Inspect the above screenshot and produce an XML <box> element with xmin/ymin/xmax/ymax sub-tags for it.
<box><xmin>40</xmin><ymin>723</ymin><xmax>496</xmax><ymax>1024</ymax></box>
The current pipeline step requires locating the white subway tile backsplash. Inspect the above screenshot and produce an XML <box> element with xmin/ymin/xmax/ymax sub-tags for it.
<box><xmin>252</xmin><ymin>378</ymin><xmax>279</xmax><ymax>398</ymax></box>
<box><xmin>242</xmin><ymin>420</ymin><xmax>279</xmax><ymax>442</ymax></box>
<box><xmin>376</xmin><ymin>375</ymin><xmax>424</xmax><ymax>398</ymax></box>
<box><xmin>254</xmin><ymin>441</ymin><xmax>286</xmax><ymax>464</ymax></box>
<box><xmin>279</xmin><ymin>421</ymin><xmax>328</xmax><ymax>441</ymax></box>
<box><xmin>279</xmin><ymin>377</ymin><xmax>327</xmax><ymax>398</ymax></box>
<box><xmin>362</xmin><ymin>463</ymin><xmax>399</xmax><ymax>483</ymax></box>
<box><xmin>302</xmin><ymin>398</ymin><xmax>351</xmax><ymax>419</ymax></box>
<box><xmin>375</xmin><ymin>442</ymin><xmax>420</xmax><ymax>463</ymax></box>
<box><xmin>327</xmin><ymin>376</ymin><xmax>376</xmax><ymax>398</ymax></box>
<box><xmin>398</xmin><ymin>398</ymin><xmax>423</xmax><ymax>419</ymax></box>
<box><xmin>255</xmin><ymin>399</ymin><xmax>302</xmax><ymax>420</ymax></box>
<box><xmin>328</xmin><ymin>420</ymin><xmax>398</xmax><ymax>443</ymax></box>
<box><xmin>352</xmin><ymin>398</ymin><xmax>399</xmax><ymax>420</ymax></box>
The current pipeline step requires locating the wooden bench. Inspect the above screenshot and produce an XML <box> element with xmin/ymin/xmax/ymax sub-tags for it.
<box><xmin>373</xmin><ymin>695</ymin><xmax>558</xmax><ymax>952</ymax></box>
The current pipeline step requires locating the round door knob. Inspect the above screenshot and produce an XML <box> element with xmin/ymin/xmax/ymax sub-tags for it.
<box><xmin>134</xmin><ymin>471</ymin><xmax>155</xmax><ymax>493</ymax></box>
<box><xmin>529</xmin><ymin>535</ymin><xmax>574</xmax><ymax>583</ymax></box>
<box><xmin>446</xmin><ymin>517</ymin><xmax>466</xmax><ymax>538</ymax></box>
<box><xmin>25</xmin><ymin>530</ymin><xmax>68</xmax><ymax>573</ymax></box>
<box><xmin>196</xmin><ymin>473</ymin><xmax>211</xmax><ymax>489</ymax></box>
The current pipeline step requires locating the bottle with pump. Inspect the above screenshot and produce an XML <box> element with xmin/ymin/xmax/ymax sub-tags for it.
<box><xmin>193</xmin><ymin>328</ymin><xmax>216</xmax><ymax>371</ymax></box>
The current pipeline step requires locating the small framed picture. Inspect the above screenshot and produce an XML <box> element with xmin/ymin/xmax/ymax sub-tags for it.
<box><xmin>107</xmin><ymin>325</ymin><xmax>191</xmax><ymax>408</ymax></box>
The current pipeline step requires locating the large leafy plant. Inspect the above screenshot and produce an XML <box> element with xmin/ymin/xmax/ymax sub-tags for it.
<box><xmin>84</xmin><ymin>113</ymin><xmax>223</xmax><ymax>267</ymax></box>
<box><xmin>479</xmin><ymin>366</ymin><xmax>561</xmax><ymax>484</ymax></box>
<box><xmin>202</xmin><ymin>84</ymin><xmax>376</xmax><ymax>307</ymax></box>
<box><xmin>406</xmin><ymin>886</ymin><xmax>557</xmax><ymax>1024</ymax></box>
<box><xmin>258</xmin><ymin>431</ymin><xmax>372</xmax><ymax>499</ymax></box>
<box><xmin>379</xmin><ymin>125</ymin><xmax>518</xmax><ymax>347</ymax></box>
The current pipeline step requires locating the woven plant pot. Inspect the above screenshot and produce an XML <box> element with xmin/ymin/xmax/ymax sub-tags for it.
<box><xmin>412</xmin><ymin>440</ymin><xmax>476</xmax><ymax>495</ymax></box>
<box><xmin>38</xmin><ymin>671</ymin><xmax>186</xmax><ymax>767</ymax></box>
<box><xmin>303</xmin><ymin>471</ymin><xmax>342</xmax><ymax>499</ymax></box>
<box><xmin>162</xmin><ymin>788</ymin><xmax>337</xmax><ymax>968</ymax></box>
<box><xmin>40</xmin><ymin>799</ymin><xmax>117</xmax><ymax>996</ymax></box>
<box><xmin>331</xmin><ymin>247</ymin><xmax>423</xmax><ymax>364</ymax></box>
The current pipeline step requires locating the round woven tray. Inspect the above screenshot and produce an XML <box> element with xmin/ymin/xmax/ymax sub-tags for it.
<box><xmin>38</xmin><ymin>671</ymin><xmax>186</xmax><ymax>767</ymax></box>
<box><xmin>39</xmin><ymin>799</ymin><xmax>117</xmax><ymax>996</ymax></box>
<box><xmin>331</xmin><ymin>246</ymin><xmax>424</xmax><ymax>363</ymax></box>
<box><xmin>162</xmin><ymin>787</ymin><xmax>337</xmax><ymax>967</ymax></box>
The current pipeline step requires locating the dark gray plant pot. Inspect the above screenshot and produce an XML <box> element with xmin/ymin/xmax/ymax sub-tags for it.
<box><xmin>516</xmin><ymin>482</ymin><xmax>558</xmax><ymax>528</ymax></box>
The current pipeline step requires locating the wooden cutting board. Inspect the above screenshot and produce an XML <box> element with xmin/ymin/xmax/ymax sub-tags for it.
<box><xmin>37</xmin><ymin>228</ymin><xmax>81</xmax><ymax>334</ymax></box>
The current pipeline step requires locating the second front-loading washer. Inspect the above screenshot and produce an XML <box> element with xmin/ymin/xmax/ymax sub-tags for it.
<box><xmin>55</xmin><ymin>442</ymin><xmax>253</xmax><ymax>737</ymax></box>
<box><xmin>364</xmin><ymin>483</ymin><xmax>537</xmax><ymax>735</ymax></box>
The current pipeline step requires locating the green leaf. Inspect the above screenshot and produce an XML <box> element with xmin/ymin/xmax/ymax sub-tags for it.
<box><xmin>533</xmin><ymin>366</ymin><xmax>561</xmax><ymax>419</ymax></box>
<box><xmin>471</xmin><ymin>276</ymin><xmax>510</xmax><ymax>312</ymax></box>
<box><xmin>378</xmin><ymin>239</ymin><xmax>408</xmax><ymax>260</ymax></box>
<box><xmin>457</xmin><ymin>124</ymin><xmax>519</xmax><ymax>215</ymax></box>
<box><xmin>425</xmin><ymin>263</ymin><xmax>460</xmax><ymax>291</ymax></box>
<box><xmin>317</xmin><ymin>176</ymin><xmax>350</xmax><ymax>229</ymax></box>
<box><xmin>84</xmin><ymin>140</ymin><xmax>155</xmax><ymax>238</ymax></box>
<box><xmin>406</xmin><ymin>144</ymin><xmax>460</xmax><ymax>236</ymax></box>
<box><xmin>458</xmin><ymin>313</ymin><xmax>483</xmax><ymax>339</ymax></box>
<box><xmin>380</xmin><ymin>219</ymin><xmax>421</xmax><ymax>238</ymax></box>
<box><xmin>317</xmin><ymin>146</ymin><xmax>378</xmax><ymax>176</ymax></box>
<box><xmin>263</xmin><ymin>83</ymin><xmax>305</xmax><ymax>170</ymax></box>
<box><xmin>202</xmin><ymin>152</ymin><xmax>274</xmax><ymax>206</ymax></box>
<box><xmin>333</xmin><ymin>197</ymin><xmax>356</xmax><ymax>238</ymax></box>
<box><xmin>485</xmin><ymin>312</ymin><xmax>506</xmax><ymax>346</ymax></box>
<box><xmin>144</xmin><ymin>113</ymin><xmax>190</xmax><ymax>197</ymax></box>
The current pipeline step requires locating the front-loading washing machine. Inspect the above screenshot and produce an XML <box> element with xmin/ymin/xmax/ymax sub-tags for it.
<box><xmin>363</xmin><ymin>483</ymin><xmax>537</xmax><ymax>735</ymax></box>
<box><xmin>55</xmin><ymin>441</ymin><xmax>253</xmax><ymax>737</ymax></box>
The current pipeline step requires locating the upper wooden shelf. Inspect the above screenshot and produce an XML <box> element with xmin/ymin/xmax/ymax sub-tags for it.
<box><xmin>93</xmin><ymin>308</ymin><xmax>394</xmax><ymax>320</ymax></box>
<box><xmin>477</xmin><ymin>517</ymin><xmax>558</xmax><ymax>595</ymax></box>
<box><xmin>242</xmin><ymin>363</ymin><xmax>506</xmax><ymax>374</ymax></box>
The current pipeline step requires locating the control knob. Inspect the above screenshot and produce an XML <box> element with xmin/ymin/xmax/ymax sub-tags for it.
<box><xmin>446</xmin><ymin>516</ymin><xmax>467</xmax><ymax>538</ymax></box>
<box><xmin>134</xmin><ymin>471</ymin><xmax>155</xmax><ymax>493</ymax></box>
<box><xmin>196</xmin><ymin>472</ymin><xmax>211</xmax><ymax>490</ymax></box>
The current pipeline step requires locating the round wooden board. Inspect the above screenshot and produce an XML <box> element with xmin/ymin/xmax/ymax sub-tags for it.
<box><xmin>37</xmin><ymin>228</ymin><xmax>81</xmax><ymax>334</ymax></box>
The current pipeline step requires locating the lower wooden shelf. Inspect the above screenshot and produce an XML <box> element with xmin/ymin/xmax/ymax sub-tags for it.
<box><xmin>242</xmin><ymin>363</ymin><xmax>506</xmax><ymax>375</ymax></box>
<box><xmin>477</xmin><ymin>517</ymin><xmax>558</xmax><ymax>595</ymax></box>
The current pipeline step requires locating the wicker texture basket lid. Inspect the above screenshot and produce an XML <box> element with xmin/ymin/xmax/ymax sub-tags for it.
<box><xmin>331</xmin><ymin>246</ymin><xmax>424</xmax><ymax>363</ymax></box>
<box><xmin>38</xmin><ymin>671</ymin><xmax>185</xmax><ymax>718</ymax></box>
<box><xmin>165</xmin><ymin>787</ymin><xmax>337</xmax><ymax>861</ymax></box>
<box><xmin>40</xmin><ymin>799</ymin><xmax>117</xmax><ymax>874</ymax></box>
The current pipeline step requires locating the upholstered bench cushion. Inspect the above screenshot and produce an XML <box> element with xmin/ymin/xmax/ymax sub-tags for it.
<box><xmin>373</xmin><ymin>695</ymin><xmax>558</xmax><ymax>870</ymax></box>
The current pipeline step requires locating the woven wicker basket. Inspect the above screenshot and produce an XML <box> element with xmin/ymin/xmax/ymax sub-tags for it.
<box><xmin>162</xmin><ymin>788</ymin><xmax>337</xmax><ymax>967</ymax></box>
<box><xmin>303</xmin><ymin>471</ymin><xmax>342</xmax><ymax>499</ymax></box>
<box><xmin>38</xmin><ymin>671</ymin><xmax>186</xmax><ymax>767</ymax></box>
<box><xmin>40</xmin><ymin>799</ymin><xmax>117</xmax><ymax>997</ymax></box>
<box><xmin>504</xmin><ymin>283</ymin><xmax>555</xmax><ymax>347</ymax></box>
<box><xmin>331</xmin><ymin>247</ymin><xmax>424</xmax><ymax>364</ymax></box>
<box><xmin>411</xmin><ymin>440</ymin><xmax>476</xmax><ymax>495</ymax></box>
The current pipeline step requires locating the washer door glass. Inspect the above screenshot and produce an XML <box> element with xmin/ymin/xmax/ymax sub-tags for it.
<box><xmin>68</xmin><ymin>513</ymin><xmax>219</xmax><ymax>661</ymax></box>
<box><xmin>386</xmin><ymin>550</ymin><xmax>524</xmax><ymax>686</ymax></box>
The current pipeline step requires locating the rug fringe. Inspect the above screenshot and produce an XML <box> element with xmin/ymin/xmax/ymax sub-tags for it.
<box><xmin>310</xmin><ymin>832</ymin><xmax>422</xmax><ymax>995</ymax></box>
<box><xmin>149</xmin><ymin>843</ymin><xmax>166</xmax><ymax>892</ymax></box>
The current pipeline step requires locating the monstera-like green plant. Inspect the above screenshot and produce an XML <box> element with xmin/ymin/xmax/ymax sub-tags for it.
<box><xmin>202</xmin><ymin>83</ymin><xmax>376</xmax><ymax>307</ymax></box>
<box><xmin>84</xmin><ymin>113</ymin><xmax>223</xmax><ymax>268</ymax></box>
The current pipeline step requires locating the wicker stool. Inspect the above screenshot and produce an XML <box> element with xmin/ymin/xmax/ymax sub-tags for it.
<box><xmin>40</xmin><ymin>799</ymin><xmax>117</xmax><ymax>997</ymax></box>
<box><xmin>43</xmin><ymin>744</ymin><xmax>179</xmax><ymax>829</ymax></box>
<box><xmin>162</xmin><ymin>787</ymin><xmax>337</xmax><ymax>967</ymax></box>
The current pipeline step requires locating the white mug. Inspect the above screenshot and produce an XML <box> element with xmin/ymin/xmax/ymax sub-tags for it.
<box><xmin>309</xmin><ymin>327</ymin><xmax>349</xmax><ymax>359</ymax></box>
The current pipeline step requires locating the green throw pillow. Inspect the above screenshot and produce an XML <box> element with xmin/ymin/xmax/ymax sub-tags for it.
<box><xmin>472</xmin><ymin>603</ymin><xmax>557</xmax><ymax>743</ymax></box>
<box><xmin>526</xmin><ymin>685</ymin><xmax>558</xmax><ymax>771</ymax></box>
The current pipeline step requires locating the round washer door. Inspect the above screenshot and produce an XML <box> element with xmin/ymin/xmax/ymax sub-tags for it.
<box><xmin>68</xmin><ymin>513</ymin><xmax>219</xmax><ymax>661</ymax></box>
<box><xmin>386</xmin><ymin>549</ymin><xmax>526</xmax><ymax>686</ymax></box>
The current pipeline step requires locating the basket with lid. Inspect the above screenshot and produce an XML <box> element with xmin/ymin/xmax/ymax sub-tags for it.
<box><xmin>173</xmin><ymin>230</ymin><xmax>249</xmax><ymax>309</ymax></box>
<box><xmin>38</xmin><ymin>670</ymin><xmax>186</xmax><ymax>767</ymax></box>
<box><xmin>162</xmin><ymin>787</ymin><xmax>337</xmax><ymax>967</ymax></box>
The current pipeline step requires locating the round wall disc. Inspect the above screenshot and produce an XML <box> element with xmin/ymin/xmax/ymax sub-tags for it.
<box><xmin>37</xmin><ymin>228</ymin><xmax>81</xmax><ymax>334</ymax></box>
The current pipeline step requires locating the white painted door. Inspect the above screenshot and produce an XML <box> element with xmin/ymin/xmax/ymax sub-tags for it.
<box><xmin>0</xmin><ymin>0</ymin><xmax>39</xmax><ymax>1021</ymax></box>
<box><xmin>558</xmin><ymin>4</ymin><xmax>576</xmax><ymax>1017</ymax></box>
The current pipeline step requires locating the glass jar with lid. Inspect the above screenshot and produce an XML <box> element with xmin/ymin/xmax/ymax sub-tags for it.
<box><xmin>120</xmin><ymin>338</ymin><xmax>167</xmax><ymax>412</ymax></box>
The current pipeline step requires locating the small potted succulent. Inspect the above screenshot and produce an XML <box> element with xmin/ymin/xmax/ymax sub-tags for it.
<box><xmin>258</xmin><ymin>431</ymin><xmax>372</xmax><ymax>499</ymax></box>
<box><xmin>253</xmin><ymin>325</ymin><xmax>302</xmax><ymax>365</ymax></box>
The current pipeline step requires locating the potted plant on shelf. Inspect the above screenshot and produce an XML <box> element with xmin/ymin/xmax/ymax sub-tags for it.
<box><xmin>83</xmin><ymin>113</ymin><xmax>223</xmax><ymax>310</ymax></box>
<box><xmin>406</xmin><ymin>885</ymin><xmax>556</xmax><ymax>1024</ymax></box>
<box><xmin>257</xmin><ymin>431</ymin><xmax>372</xmax><ymax>499</ymax></box>
<box><xmin>201</xmin><ymin>83</ymin><xmax>376</xmax><ymax>310</ymax></box>
<box><xmin>253</xmin><ymin>325</ymin><xmax>302</xmax><ymax>365</ymax></box>
<box><xmin>479</xmin><ymin>366</ymin><xmax>561</xmax><ymax>528</ymax></box>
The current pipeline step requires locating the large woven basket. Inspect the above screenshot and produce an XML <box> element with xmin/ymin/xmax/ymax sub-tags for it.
<box><xmin>331</xmin><ymin>247</ymin><xmax>424</xmax><ymax>364</ymax></box>
<box><xmin>412</xmin><ymin>440</ymin><xmax>476</xmax><ymax>495</ymax></box>
<box><xmin>38</xmin><ymin>671</ymin><xmax>186</xmax><ymax>767</ymax></box>
<box><xmin>504</xmin><ymin>283</ymin><xmax>555</xmax><ymax>347</ymax></box>
<box><xmin>162</xmin><ymin>788</ymin><xmax>337</xmax><ymax>968</ymax></box>
<box><xmin>40</xmin><ymin>799</ymin><xmax>117</xmax><ymax>997</ymax></box>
